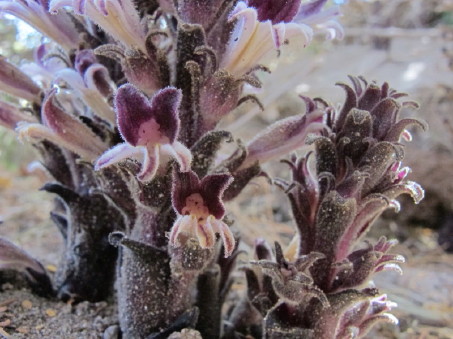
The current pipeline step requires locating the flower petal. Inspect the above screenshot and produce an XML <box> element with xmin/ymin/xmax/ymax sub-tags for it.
<box><xmin>0</xmin><ymin>237</ymin><xmax>53</xmax><ymax>296</ymax></box>
<box><xmin>221</xmin><ymin>3</ymin><xmax>275</xmax><ymax>76</ymax></box>
<box><xmin>196</xmin><ymin>219</ymin><xmax>216</xmax><ymax>249</ymax></box>
<box><xmin>40</xmin><ymin>89</ymin><xmax>108</xmax><ymax>158</ymax></box>
<box><xmin>83</xmin><ymin>63</ymin><xmax>115</xmax><ymax>98</ymax></box>
<box><xmin>0</xmin><ymin>56</ymin><xmax>41</xmax><ymax>102</ymax></box>
<box><xmin>115</xmin><ymin>84</ymin><xmax>182</xmax><ymax>146</ymax></box>
<box><xmin>94</xmin><ymin>143</ymin><xmax>143</xmax><ymax>170</ymax></box>
<box><xmin>55</xmin><ymin>68</ymin><xmax>116</xmax><ymax>124</ymax></box>
<box><xmin>74</xmin><ymin>49</ymin><xmax>97</xmax><ymax>75</ymax></box>
<box><xmin>49</xmin><ymin>0</ymin><xmax>145</xmax><ymax>51</ymax></box>
<box><xmin>0</xmin><ymin>0</ymin><xmax>81</xmax><ymax>50</ymax></box>
<box><xmin>137</xmin><ymin>144</ymin><xmax>160</xmax><ymax>182</ymax></box>
<box><xmin>248</xmin><ymin>0</ymin><xmax>302</xmax><ymax>24</ymax></box>
<box><xmin>171</xmin><ymin>170</ymin><xmax>201</xmax><ymax>215</ymax></box>
<box><xmin>210</xmin><ymin>217</ymin><xmax>236</xmax><ymax>257</ymax></box>
<box><xmin>0</xmin><ymin>100</ymin><xmax>37</xmax><ymax>130</ymax></box>
<box><xmin>169</xmin><ymin>215</ymin><xmax>194</xmax><ymax>246</ymax></box>
<box><xmin>149</xmin><ymin>87</ymin><xmax>182</xmax><ymax>144</ymax></box>
<box><xmin>242</xmin><ymin>108</ymin><xmax>325</xmax><ymax>168</ymax></box>
<box><xmin>200</xmin><ymin>173</ymin><xmax>233</xmax><ymax>219</ymax></box>
<box><xmin>0</xmin><ymin>237</ymin><xmax>47</xmax><ymax>278</ymax></box>
<box><xmin>161</xmin><ymin>141</ymin><xmax>192</xmax><ymax>172</ymax></box>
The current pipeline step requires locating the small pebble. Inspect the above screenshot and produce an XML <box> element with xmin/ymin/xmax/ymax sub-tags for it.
<box><xmin>0</xmin><ymin>319</ymin><xmax>11</xmax><ymax>327</ymax></box>
<box><xmin>103</xmin><ymin>325</ymin><xmax>119</xmax><ymax>339</ymax></box>
<box><xmin>17</xmin><ymin>327</ymin><xmax>29</xmax><ymax>334</ymax></box>
<box><xmin>45</xmin><ymin>308</ymin><xmax>57</xmax><ymax>317</ymax></box>
<box><xmin>0</xmin><ymin>307</ymin><xmax>7</xmax><ymax>313</ymax></box>
<box><xmin>46</xmin><ymin>265</ymin><xmax>57</xmax><ymax>273</ymax></box>
<box><xmin>21</xmin><ymin>300</ymin><xmax>33</xmax><ymax>310</ymax></box>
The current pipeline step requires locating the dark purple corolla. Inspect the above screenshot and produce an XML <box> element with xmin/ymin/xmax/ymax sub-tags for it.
<box><xmin>95</xmin><ymin>84</ymin><xmax>192</xmax><ymax>181</ymax></box>
<box><xmin>169</xmin><ymin>170</ymin><xmax>235</xmax><ymax>257</ymax></box>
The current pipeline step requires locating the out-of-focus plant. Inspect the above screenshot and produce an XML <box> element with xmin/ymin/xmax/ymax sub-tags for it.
<box><xmin>0</xmin><ymin>0</ymin><xmax>425</xmax><ymax>338</ymax></box>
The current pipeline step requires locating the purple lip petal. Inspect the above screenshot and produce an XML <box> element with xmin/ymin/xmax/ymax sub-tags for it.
<box><xmin>200</xmin><ymin>173</ymin><xmax>233</xmax><ymax>219</ymax></box>
<box><xmin>172</xmin><ymin>170</ymin><xmax>202</xmax><ymax>215</ymax></box>
<box><xmin>115</xmin><ymin>85</ymin><xmax>182</xmax><ymax>146</ymax></box>
<box><xmin>248</xmin><ymin>0</ymin><xmax>302</xmax><ymax>24</ymax></box>
<box><xmin>148</xmin><ymin>87</ymin><xmax>182</xmax><ymax>144</ymax></box>
<box><xmin>116</xmin><ymin>84</ymin><xmax>155</xmax><ymax>145</ymax></box>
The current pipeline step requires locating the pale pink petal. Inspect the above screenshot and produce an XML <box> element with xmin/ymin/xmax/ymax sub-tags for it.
<box><xmin>210</xmin><ymin>217</ymin><xmax>236</xmax><ymax>257</ymax></box>
<box><xmin>161</xmin><ymin>141</ymin><xmax>193</xmax><ymax>172</ymax></box>
<box><xmin>197</xmin><ymin>219</ymin><xmax>216</xmax><ymax>249</ymax></box>
<box><xmin>221</xmin><ymin>4</ymin><xmax>275</xmax><ymax>76</ymax></box>
<box><xmin>137</xmin><ymin>144</ymin><xmax>160</xmax><ymax>182</ymax></box>
<box><xmin>17</xmin><ymin>122</ymin><xmax>99</xmax><ymax>160</ymax></box>
<box><xmin>95</xmin><ymin>143</ymin><xmax>143</xmax><ymax>170</ymax></box>
<box><xmin>56</xmin><ymin>68</ymin><xmax>116</xmax><ymax>124</ymax></box>
<box><xmin>0</xmin><ymin>56</ymin><xmax>41</xmax><ymax>102</ymax></box>
<box><xmin>0</xmin><ymin>0</ymin><xmax>80</xmax><ymax>50</ymax></box>
<box><xmin>169</xmin><ymin>215</ymin><xmax>195</xmax><ymax>246</ymax></box>
<box><xmin>0</xmin><ymin>100</ymin><xmax>37</xmax><ymax>130</ymax></box>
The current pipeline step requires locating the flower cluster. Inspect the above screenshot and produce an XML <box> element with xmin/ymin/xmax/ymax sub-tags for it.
<box><xmin>0</xmin><ymin>1</ymin><xmax>426</xmax><ymax>338</ymax></box>
<box><xmin>228</xmin><ymin>77</ymin><xmax>425</xmax><ymax>337</ymax></box>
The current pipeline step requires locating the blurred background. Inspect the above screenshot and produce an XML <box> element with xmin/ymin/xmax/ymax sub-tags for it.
<box><xmin>1</xmin><ymin>1</ymin><xmax>452</xmax><ymax>337</ymax></box>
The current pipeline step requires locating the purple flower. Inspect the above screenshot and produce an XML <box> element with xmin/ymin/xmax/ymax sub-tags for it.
<box><xmin>55</xmin><ymin>50</ymin><xmax>116</xmax><ymax>124</ymax></box>
<box><xmin>49</xmin><ymin>0</ymin><xmax>146</xmax><ymax>51</ymax></box>
<box><xmin>0</xmin><ymin>0</ymin><xmax>81</xmax><ymax>50</ymax></box>
<box><xmin>17</xmin><ymin>89</ymin><xmax>108</xmax><ymax>161</ymax></box>
<box><xmin>0</xmin><ymin>56</ymin><xmax>41</xmax><ymax>102</ymax></box>
<box><xmin>169</xmin><ymin>170</ymin><xmax>235</xmax><ymax>257</ymax></box>
<box><xmin>248</xmin><ymin>0</ymin><xmax>302</xmax><ymax>24</ymax></box>
<box><xmin>221</xmin><ymin>0</ymin><xmax>343</xmax><ymax>76</ymax></box>
<box><xmin>95</xmin><ymin>84</ymin><xmax>192</xmax><ymax>181</ymax></box>
<box><xmin>0</xmin><ymin>100</ymin><xmax>37</xmax><ymax>130</ymax></box>
<box><xmin>240</xmin><ymin>98</ymin><xmax>326</xmax><ymax>169</ymax></box>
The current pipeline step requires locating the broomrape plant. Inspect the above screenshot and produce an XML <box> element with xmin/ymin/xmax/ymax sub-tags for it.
<box><xmin>0</xmin><ymin>0</ymin><xmax>426</xmax><ymax>338</ymax></box>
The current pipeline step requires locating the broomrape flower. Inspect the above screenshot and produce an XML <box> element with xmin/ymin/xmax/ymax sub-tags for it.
<box><xmin>17</xmin><ymin>88</ymin><xmax>108</xmax><ymax>161</ymax></box>
<box><xmin>0</xmin><ymin>56</ymin><xmax>41</xmax><ymax>103</ymax></box>
<box><xmin>0</xmin><ymin>100</ymin><xmax>37</xmax><ymax>130</ymax></box>
<box><xmin>221</xmin><ymin>0</ymin><xmax>343</xmax><ymax>76</ymax></box>
<box><xmin>55</xmin><ymin>50</ymin><xmax>116</xmax><ymax>124</ymax></box>
<box><xmin>169</xmin><ymin>170</ymin><xmax>235</xmax><ymax>257</ymax></box>
<box><xmin>49</xmin><ymin>0</ymin><xmax>146</xmax><ymax>52</ymax></box>
<box><xmin>95</xmin><ymin>84</ymin><xmax>192</xmax><ymax>181</ymax></box>
<box><xmin>0</xmin><ymin>0</ymin><xmax>81</xmax><ymax>50</ymax></box>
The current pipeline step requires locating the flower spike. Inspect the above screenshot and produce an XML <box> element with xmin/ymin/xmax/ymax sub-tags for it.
<box><xmin>95</xmin><ymin>84</ymin><xmax>192</xmax><ymax>181</ymax></box>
